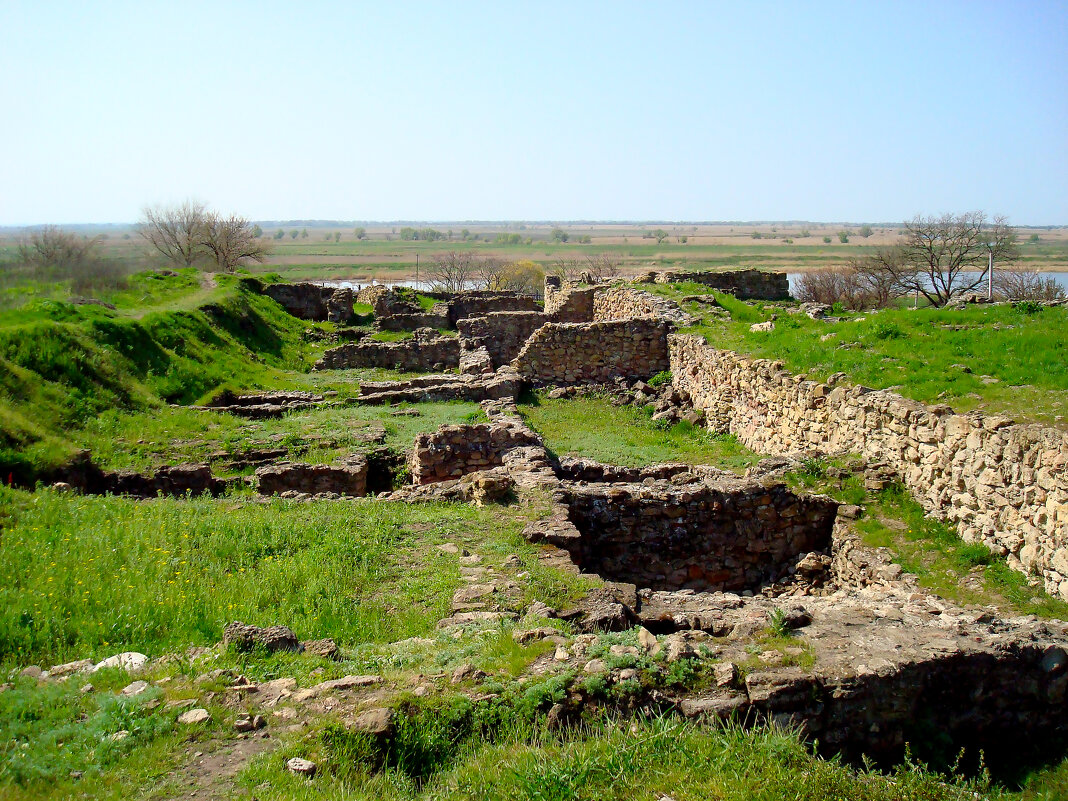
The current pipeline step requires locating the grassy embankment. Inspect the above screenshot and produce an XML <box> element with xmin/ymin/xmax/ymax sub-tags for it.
<box><xmin>3</xmin><ymin>266</ymin><xmax>1068</xmax><ymax>799</ymax></box>
<box><xmin>641</xmin><ymin>281</ymin><xmax>1068</xmax><ymax>429</ymax></box>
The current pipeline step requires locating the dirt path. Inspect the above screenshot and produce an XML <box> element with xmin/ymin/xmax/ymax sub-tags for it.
<box><xmin>162</xmin><ymin>733</ymin><xmax>277</xmax><ymax>801</ymax></box>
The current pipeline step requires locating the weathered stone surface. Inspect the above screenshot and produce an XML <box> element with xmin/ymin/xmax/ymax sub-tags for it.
<box><xmin>264</xmin><ymin>282</ymin><xmax>353</xmax><ymax>323</ymax></box>
<box><xmin>513</xmin><ymin>319</ymin><xmax>671</xmax><ymax>385</ymax></box>
<box><xmin>286</xmin><ymin>757</ymin><xmax>317</xmax><ymax>776</ymax></box>
<box><xmin>256</xmin><ymin>459</ymin><xmax>368</xmax><ymax>497</ymax></box>
<box><xmin>315</xmin><ymin>330</ymin><xmax>460</xmax><ymax>372</ymax></box>
<box><xmin>653</xmin><ymin>269</ymin><xmax>790</xmax><ymax>301</ymax></box>
<box><xmin>302</xmin><ymin>639</ymin><xmax>340</xmax><ymax>661</ymax></box>
<box><xmin>223</xmin><ymin>622</ymin><xmax>301</xmax><ymax>653</ymax></box>
<box><xmin>93</xmin><ymin>652</ymin><xmax>148</xmax><ymax>674</ymax></box>
<box><xmin>563</xmin><ymin>479</ymin><xmax>837</xmax><ymax>593</ymax></box>
<box><xmin>351</xmin><ymin>707</ymin><xmax>393</xmax><ymax>736</ymax></box>
<box><xmin>178</xmin><ymin>707</ymin><xmax>210</xmax><ymax>725</ymax></box>
<box><xmin>668</xmin><ymin>333</ymin><xmax>1068</xmax><ymax>599</ymax></box>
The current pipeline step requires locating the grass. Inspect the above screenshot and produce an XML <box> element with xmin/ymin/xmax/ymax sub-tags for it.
<box><xmin>77</xmin><ymin>400</ymin><xmax>487</xmax><ymax>472</ymax></box>
<box><xmin>649</xmin><ymin>282</ymin><xmax>1068</xmax><ymax>428</ymax></box>
<box><xmin>517</xmin><ymin>391</ymin><xmax>761</xmax><ymax>471</ymax></box>
<box><xmin>236</xmin><ymin>712</ymin><xmax>996</xmax><ymax>801</ymax></box>
<box><xmin>0</xmin><ymin>275</ymin><xmax>329</xmax><ymax>481</ymax></box>
<box><xmin>0</xmin><ymin>487</ymin><xmax>546</xmax><ymax>667</ymax></box>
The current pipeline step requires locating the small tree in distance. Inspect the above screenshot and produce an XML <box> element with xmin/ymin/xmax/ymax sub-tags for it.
<box><xmin>200</xmin><ymin>214</ymin><xmax>270</xmax><ymax>273</ymax></box>
<box><xmin>138</xmin><ymin>200</ymin><xmax>208</xmax><ymax>267</ymax></box>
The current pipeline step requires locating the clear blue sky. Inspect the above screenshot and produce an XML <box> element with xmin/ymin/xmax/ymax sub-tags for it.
<box><xmin>1</xmin><ymin>0</ymin><xmax>1065</xmax><ymax>225</ymax></box>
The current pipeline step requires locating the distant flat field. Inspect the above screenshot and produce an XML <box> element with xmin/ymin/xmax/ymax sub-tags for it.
<box><xmin>3</xmin><ymin>222</ymin><xmax>1065</xmax><ymax>283</ymax></box>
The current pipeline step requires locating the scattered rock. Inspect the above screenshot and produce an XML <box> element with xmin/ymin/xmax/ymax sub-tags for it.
<box><xmin>583</xmin><ymin>659</ymin><xmax>607</xmax><ymax>674</ymax></box>
<box><xmin>351</xmin><ymin>707</ymin><xmax>393</xmax><ymax>736</ymax></box>
<box><xmin>120</xmin><ymin>680</ymin><xmax>150</xmax><ymax>697</ymax></box>
<box><xmin>637</xmin><ymin>626</ymin><xmax>661</xmax><ymax>657</ymax></box>
<box><xmin>315</xmin><ymin>675</ymin><xmax>383</xmax><ymax>692</ymax></box>
<box><xmin>286</xmin><ymin>757</ymin><xmax>317</xmax><ymax>777</ymax></box>
<box><xmin>512</xmin><ymin>627</ymin><xmax>558</xmax><ymax>645</ymax></box>
<box><xmin>436</xmin><ymin>543</ymin><xmax>460</xmax><ymax>554</ymax></box>
<box><xmin>18</xmin><ymin>666</ymin><xmax>43</xmax><ymax>680</ymax></box>
<box><xmin>451</xmin><ymin>663</ymin><xmax>488</xmax><ymax>684</ymax></box>
<box><xmin>177</xmin><ymin>708</ymin><xmax>211</xmax><ymax>725</ymax></box>
<box><xmin>49</xmin><ymin>659</ymin><xmax>94</xmax><ymax>678</ymax></box>
<box><xmin>80</xmin><ymin>683</ymin><xmax>94</xmax><ymax>694</ymax></box>
<box><xmin>223</xmin><ymin>622</ymin><xmax>300</xmax><ymax>653</ymax></box>
<box><xmin>749</xmin><ymin>321</ymin><xmax>775</xmax><ymax>333</ymax></box>
<box><xmin>93</xmin><ymin>652</ymin><xmax>148</xmax><ymax>674</ymax></box>
<box><xmin>303</xmin><ymin>639</ymin><xmax>340</xmax><ymax>661</ymax></box>
<box><xmin>234</xmin><ymin>713</ymin><xmax>266</xmax><ymax>732</ymax></box>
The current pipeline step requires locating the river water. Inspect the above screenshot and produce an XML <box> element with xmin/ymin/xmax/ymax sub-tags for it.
<box><xmin>317</xmin><ymin>272</ymin><xmax>1068</xmax><ymax>297</ymax></box>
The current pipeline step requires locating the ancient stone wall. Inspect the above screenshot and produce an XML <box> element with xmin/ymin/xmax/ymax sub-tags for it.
<box><xmin>457</xmin><ymin>311</ymin><xmax>548</xmax><ymax>367</ymax></box>
<box><xmin>447</xmin><ymin>292</ymin><xmax>540</xmax><ymax>326</ymax></box>
<box><xmin>255</xmin><ymin>460</ymin><xmax>368</xmax><ymax>497</ymax></box>
<box><xmin>669</xmin><ymin>333</ymin><xmax>1068</xmax><ymax>599</ymax></box>
<box><xmin>564</xmin><ymin>481</ymin><xmax>837</xmax><ymax>592</ymax></box>
<box><xmin>593</xmin><ymin>286</ymin><xmax>696</xmax><ymax>326</ymax></box>
<box><xmin>314</xmin><ymin>332</ymin><xmax>460</xmax><ymax>372</ymax></box>
<box><xmin>264</xmin><ymin>283</ymin><xmax>354</xmax><ymax>322</ymax></box>
<box><xmin>544</xmin><ymin>277</ymin><xmax>596</xmax><ymax>322</ymax></box>
<box><xmin>408</xmin><ymin>420</ymin><xmax>541</xmax><ymax>485</ymax></box>
<box><xmin>654</xmin><ymin>269</ymin><xmax>790</xmax><ymax>300</ymax></box>
<box><xmin>512</xmin><ymin>319</ymin><xmax>671</xmax><ymax>384</ymax></box>
<box><xmin>377</xmin><ymin>312</ymin><xmax>450</xmax><ymax>332</ymax></box>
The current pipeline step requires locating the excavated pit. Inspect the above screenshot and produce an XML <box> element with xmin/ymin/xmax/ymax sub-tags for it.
<box><xmin>562</xmin><ymin>479</ymin><xmax>838</xmax><ymax>594</ymax></box>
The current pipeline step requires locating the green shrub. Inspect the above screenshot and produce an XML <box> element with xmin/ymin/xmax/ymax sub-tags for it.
<box><xmin>647</xmin><ymin>370</ymin><xmax>672</xmax><ymax>388</ymax></box>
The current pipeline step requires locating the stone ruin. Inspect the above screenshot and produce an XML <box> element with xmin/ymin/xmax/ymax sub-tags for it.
<box><xmin>384</xmin><ymin>397</ymin><xmax>1068</xmax><ymax>764</ymax></box>
<box><xmin>54</xmin><ymin>270</ymin><xmax>1067</xmax><ymax>765</ymax></box>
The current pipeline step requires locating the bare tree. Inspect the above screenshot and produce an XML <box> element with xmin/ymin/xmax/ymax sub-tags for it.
<box><xmin>995</xmin><ymin>268</ymin><xmax>1067</xmax><ymax>302</ymax></box>
<box><xmin>17</xmin><ymin>226</ymin><xmax>101</xmax><ymax>274</ymax></box>
<box><xmin>583</xmin><ymin>253</ymin><xmax>622</xmax><ymax>281</ymax></box>
<box><xmin>476</xmin><ymin>255</ymin><xmax>507</xmax><ymax>290</ymax></box>
<box><xmin>884</xmin><ymin>212</ymin><xmax>1018</xmax><ymax>307</ymax></box>
<box><xmin>550</xmin><ymin>253</ymin><xmax>622</xmax><ymax>283</ymax></box>
<box><xmin>428</xmin><ymin>251</ymin><xmax>476</xmax><ymax>293</ymax></box>
<box><xmin>138</xmin><ymin>200</ymin><xmax>208</xmax><ymax>267</ymax></box>
<box><xmin>200</xmin><ymin>213</ymin><xmax>269</xmax><ymax>273</ymax></box>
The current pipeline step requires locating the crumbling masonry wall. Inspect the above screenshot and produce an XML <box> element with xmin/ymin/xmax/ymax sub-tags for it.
<box><xmin>593</xmin><ymin>286</ymin><xmax>696</xmax><ymax>326</ymax></box>
<box><xmin>512</xmin><ymin>319</ymin><xmax>670</xmax><ymax>384</ymax></box>
<box><xmin>565</xmin><ymin>482</ymin><xmax>837</xmax><ymax>592</ymax></box>
<box><xmin>263</xmin><ymin>283</ymin><xmax>354</xmax><ymax>323</ymax></box>
<box><xmin>655</xmin><ymin>269</ymin><xmax>790</xmax><ymax>300</ymax></box>
<box><xmin>669</xmin><ymin>333</ymin><xmax>1068</xmax><ymax>599</ymax></box>
<box><xmin>457</xmin><ymin>311</ymin><xmax>548</xmax><ymax>367</ymax></box>
<box><xmin>408</xmin><ymin>420</ymin><xmax>541</xmax><ymax>484</ymax></box>
<box><xmin>314</xmin><ymin>334</ymin><xmax>460</xmax><ymax>371</ymax></box>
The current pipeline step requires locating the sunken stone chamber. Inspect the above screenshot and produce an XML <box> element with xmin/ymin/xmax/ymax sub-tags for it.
<box><xmin>564</xmin><ymin>481</ymin><xmax>838</xmax><ymax>593</ymax></box>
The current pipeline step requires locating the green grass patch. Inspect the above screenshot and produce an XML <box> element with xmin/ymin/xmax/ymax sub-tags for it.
<box><xmin>77</xmin><ymin>400</ymin><xmax>486</xmax><ymax>472</ymax></box>
<box><xmin>518</xmin><ymin>392</ymin><xmax>761</xmax><ymax>471</ymax></box>
<box><xmin>0</xmin><ymin>488</ymin><xmax>526</xmax><ymax>667</ymax></box>
<box><xmin>659</xmin><ymin>288</ymin><xmax>1068</xmax><ymax>428</ymax></box>
<box><xmin>241</xmin><ymin>712</ymin><xmax>997</xmax><ymax>801</ymax></box>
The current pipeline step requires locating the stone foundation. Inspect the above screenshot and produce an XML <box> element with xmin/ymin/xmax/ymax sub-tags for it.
<box><xmin>669</xmin><ymin>333</ymin><xmax>1068</xmax><ymax>599</ymax></box>
<box><xmin>457</xmin><ymin>311</ymin><xmax>549</xmax><ymax>367</ymax></box>
<box><xmin>408</xmin><ymin>419</ymin><xmax>541</xmax><ymax>485</ymax></box>
<box><xmin>654</xmin><ymin>269</ymin><xmax>790</xmax><ymax>300</ymax></box>
<box><xmin>255</xmin><ymin>460</ymin><xmax>368</xmax><ymax>497</ymax></box>
<box><xmin>314</xmin><ymin>331</ymin><xmax>460</xmax><ymax>371</ymax></box>
<box><xmin>512</xmin><ymin>319</ymin><xmax>671</xmax><ymax>385</ymax></box>
<box><xmin>563</xmin><ymin>480</ymin><xmax>838</xmax><ymax>592</ymax></box>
